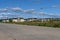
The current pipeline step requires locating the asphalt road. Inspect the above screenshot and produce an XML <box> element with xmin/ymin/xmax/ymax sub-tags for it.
<box><xmin>0</xmin><ymin>23</ymin><xmax>60</xmax><ymax>40</ymax></box>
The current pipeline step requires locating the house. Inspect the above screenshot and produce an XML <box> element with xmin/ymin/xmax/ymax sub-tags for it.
<box><xmin>27</xmin><ymin>18</ymin><xmax>38</xmax><ymax>21</ymax></box>
<box><xmin>1</xmin><ymin>18</ymin><xmax>26</xmax><ymax>23</ymax></box>
<box><xmin>40</xmin><ymin>18</ymin><xmax>50</xmax><ymax>22</ymax></box>
<box><xmin>38</xmin><ymin>18</ymin><xmax>60</xmax><ymax>22</ymax></box>
<box><xmin>12</xmin><ymin>18</ymin><xmax>25</xmax><ymax>22</ymax></box>
<box><xmin>2</xmin><ymin>19</ymin><xmax>9</xmax><ymax>22</ymax></box>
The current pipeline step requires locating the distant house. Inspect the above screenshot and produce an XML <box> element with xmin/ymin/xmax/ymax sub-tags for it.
<box><xmin>2</xmin><ymin>19</ymin><xmax>9</xmax><ymax>22</ymax></box>
<box><xmin>27</xmin><ymin>18</ymin><xmax>38</xmax><ymax>21</ymax></box>
<box><xmin>39</xmin><ymin>18</ymin><xmax>50</xmax><ymax>22</ymax></box>
<box><xmin>1</xmin><ymin>18</ymin><xmax>60</xmax><ymax>23</ymax></box>
<box><xmin>1</xmin><ymin>18</ymin><xmax>25</xmax><ymax>23</ymax></box>
<box><xmin>12</xmin><ymin>18</ymin><xmax>25</xmax><ymax>22</ymax></box>
<box><xmin>39</xmin><ymin>18</ymin><xmax>60</xmax><ymax>22</ymax></box>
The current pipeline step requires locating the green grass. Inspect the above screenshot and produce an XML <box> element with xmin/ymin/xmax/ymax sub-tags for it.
<box><xmin>0</xmin><ymin>20</ymin><xmax>60</xmax><ymax>28</ymax></box>
<box><xmin>13</xmin><ymin>20</ymin><xmax>60</xmax><ymax>28</ymax></box>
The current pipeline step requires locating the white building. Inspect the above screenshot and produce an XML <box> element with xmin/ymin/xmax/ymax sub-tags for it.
<box><xmin>2</xmin><ymin>19</ymin><xmax>9</xmax><ymax>22</ymax></box>
<box><xmin>27</xmin><ymin>18</ymin><xmax>37</xmax><ymax>21</ymax></box>
<box><xmin>12</xmin><ymin>18</ymin><xmax>25</xmax><ymax>22</ymax></box>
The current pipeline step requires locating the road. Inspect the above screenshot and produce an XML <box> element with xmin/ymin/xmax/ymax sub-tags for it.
<box><xmin>0</xmin><ymin>23</ymin><xmax>60</xmax><ymax>40</ymax></box>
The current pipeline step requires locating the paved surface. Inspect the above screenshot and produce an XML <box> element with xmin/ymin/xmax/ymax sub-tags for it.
<box><xmin>0</xmin><ymin>23</ymin><xmax>60</xmax><ymax>40</ymax></box>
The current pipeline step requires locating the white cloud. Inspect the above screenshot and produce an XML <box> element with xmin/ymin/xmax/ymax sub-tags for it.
<box><xmin>24</xmin><ymin>9</ymin><xmax>35</xmax><ymax>13</ymax></box>
<box><xmin>0</xmin><ymin>16</ymin><xmax>3</xmax><ymax>17</ymax></box>
<box><xmin>51</xmin><ymin>5</ymin><xmax>59</xmax><ymax>8</ymax></box>
<box><xmin>10</xmin><ymin>7</ymin><xmax>23</xmax><ymax>12</ymax></box>
<box><xmin>0</xmin><ymin>7</ymin><xmax>35</xmax><ymax>13</ymax></box>
<box><xmin>30</xmin><ymin>11</ymin><xmax>42</xmax><ymax>14</ymax></box>
<box><xmin>7</xmin><ymin>13</ymin><xmax>11</xmax><ymax>14</ymax></box>
<box><xmin>0</xmin><ymin>7</ymin><xmax>60</xmax><ymax>18</ymax></box>
<box><xmin>52</xmin><ymin>5</ymin><xmax>57</xmax><ymax>8</ymax></box>
<box><xmin>0</xmin><ymin>8</ymin><xmax>8</xmax><ymax>12</ymax></box>
<box><xmin>36</xmin><ymin>12</ymin><xmax>60</xmax><ymax>17</ymax></box>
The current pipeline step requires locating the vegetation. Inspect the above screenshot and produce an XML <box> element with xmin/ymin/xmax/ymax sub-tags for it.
<box><xmin>0</xmin><ymin>19</ymin><xmax>60</xmax><ymax>28</ymax></box>
<box><xmin>14</xmin><ymin>20</ymin><xmax>60</xmax><ymax>28</ymax></box>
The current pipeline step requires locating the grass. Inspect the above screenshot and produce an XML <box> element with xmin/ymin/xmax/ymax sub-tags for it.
<box><xmin>12</xmin><ymin>20</ymin><xmax>60</xmax><ymax>28</ymax></box>
<box><xmin>0</xmin><ymin>20</ymin><xmax>60</xmax><ymax>28</ymax></box>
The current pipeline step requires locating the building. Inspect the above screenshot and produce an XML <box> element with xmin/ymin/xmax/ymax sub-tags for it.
<box><xmin>27</xmin><ymin>18</ymin><xmax>38</xmax><ymax>21</ymax></box>
<box><xmin>1</xmin><ymin>18</ymin><xmax>60</xmax><ymax>23</ymax></box>
<box><xmin>2</xmin><ymin>19</ymin><xmax>9</xmax><ymax>22</ymax></box>
<box><xmin>1</xmin><ymin>18</ymin><xmax>25</xmax><ymax>23</ymax></box>
<box><xmin>39</xmin><ymin>18</ymin><xmax>50</xmax><ymax>22</ymax></box>
<box><xmin>12</xmin><ymin>18</ymin><xmax>25</xmax><ymax>22</ymax></box>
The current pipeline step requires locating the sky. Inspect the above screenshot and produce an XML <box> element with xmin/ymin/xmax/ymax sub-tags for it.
<box><xmin>0</xmin><ymin>0</ymin><xmax>60</xmax><ymax>19</ymax></box>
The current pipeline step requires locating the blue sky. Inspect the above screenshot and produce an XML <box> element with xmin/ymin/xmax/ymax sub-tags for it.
<box><xmin>0</xmin><ymin>0</ymin><xmax>60</xmax><ymax>19</ymax></box>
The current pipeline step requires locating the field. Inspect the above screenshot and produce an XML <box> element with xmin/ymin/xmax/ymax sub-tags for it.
<box><xmin>13</xmin><ymin>19</ymin><xmax>60</xmax><ymax>28</ymax></box>
<box><xmin>0</xmin><ymin>19</ymin><xmax>60</xmax><ymax>28</ymax></box>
